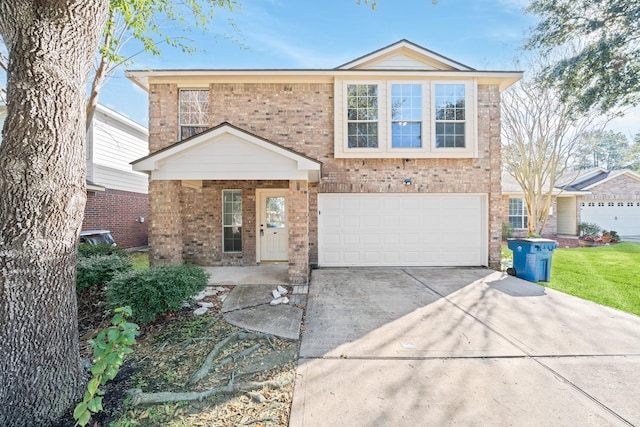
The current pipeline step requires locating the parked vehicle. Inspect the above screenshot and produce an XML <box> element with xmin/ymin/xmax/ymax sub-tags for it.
<box><xmin>79</xmin><ymin>230</ymin><xmax>116</xmax><ymax>246</ymax></box>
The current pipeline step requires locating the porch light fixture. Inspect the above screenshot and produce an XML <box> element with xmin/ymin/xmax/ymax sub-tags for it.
<box><xmin>404</xmin><ymin>178</ymin><xmax>412</xmax><ymax>185</ymax></box>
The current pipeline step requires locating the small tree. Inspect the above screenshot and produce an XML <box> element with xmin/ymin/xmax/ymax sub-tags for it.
<box><xmin>501</xmin><ymin>65</ymin><xmax>605</xmax><ymax>235</ymax></box>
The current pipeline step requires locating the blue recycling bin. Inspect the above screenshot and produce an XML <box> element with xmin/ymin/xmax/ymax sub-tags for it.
<box><xmin>507</xmin><ymin>238</ymin><xmax>558</xmax><ymax>282</ymax></box>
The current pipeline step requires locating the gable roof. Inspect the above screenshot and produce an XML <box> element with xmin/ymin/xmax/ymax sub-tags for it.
<box><xmin>503</xmin><ymin>168</ymin><xmax>640</xmax><ymax>196</ymax></box>
<box><xmin>132</xmin><ymin>122</ymin><xmax>321</xmax><ymax>182</ymax></box>
<box><xmin>556</xmin><ymin>168</ymin><xmax>640</xmax><ymax>191</ymax></box>
<box><xmin>336</xmin><ymin>39</ymin><xmax>474</xmax><ymax>71</ymax></box>
<box><xmin>126</xmin><ymin>40</ymin><xmax>522</xmax><ymax>92</ymax></box>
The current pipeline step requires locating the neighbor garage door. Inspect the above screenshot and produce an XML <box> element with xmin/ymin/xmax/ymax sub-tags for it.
<box><xmin>318</xmin><ymin>194</ymin><xmax>487</xmax><ymax>267</ymax></box>
<box><xmin>580</xmin><ymin>200</ymin><xmax>640</xmax><ymax>236</ymax></box>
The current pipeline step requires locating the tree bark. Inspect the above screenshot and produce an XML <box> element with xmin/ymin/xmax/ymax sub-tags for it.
<box><xmin>0</xmin><ymin>1</ymin><xmax>108</xmax><ymax>425</ymax></box>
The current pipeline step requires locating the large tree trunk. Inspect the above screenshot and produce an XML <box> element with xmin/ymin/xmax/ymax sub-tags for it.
<box><xmin>0</xmin><ymin>1</ymin><xmax>108</xmax><ymax>425</ymax></box>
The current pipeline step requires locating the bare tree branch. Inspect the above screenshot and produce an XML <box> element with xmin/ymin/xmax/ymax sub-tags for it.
<box><xmin>502</xmin><ymin>60</ymin><xmax>611</xmax><ymax>235</ymax></box>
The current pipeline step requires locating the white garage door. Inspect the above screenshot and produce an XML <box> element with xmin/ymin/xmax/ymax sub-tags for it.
<box><xmin>581</xmin><ymin>200</ymin><xmax>640</xmax><ymax>236</ymax></box>
<box><xmin>318</xmin><ymin>194</ymin><xmax>487</xmax><ymax>267</ymax></box>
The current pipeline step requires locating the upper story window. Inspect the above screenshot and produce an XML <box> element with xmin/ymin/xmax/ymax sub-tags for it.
<box><xmin>391</xmin><ymin>84</ymin><xmax>422</xmax><ymax>148</ymax></box>
<box><xmin>435</xmin><ymin>84</ymin><xmax>465</xmax><ymax>148</ymax></box>
<box><xmin>335</xmin><ymin>79</ymin><xmax>476</xmax><ymax>158</ymax></box>
<box><xmin>347</xmin><ymin>84</ymin><xmax>379</xmax><ymax>148</ymax></box>
<box><xmin>179</xmin><ymin>89</ymin><xmax>209</xmax><ymax>140</ymax></box>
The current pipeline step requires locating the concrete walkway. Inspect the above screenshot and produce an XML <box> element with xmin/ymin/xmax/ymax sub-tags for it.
<box><xmin>290</xmin><ymin>268</ymin><xmax>640</xmax><ymax>426</ymax></box>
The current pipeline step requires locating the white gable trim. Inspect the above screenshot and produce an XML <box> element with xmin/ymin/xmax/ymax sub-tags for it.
<box><xmin>336</xmin><ymin>40</ymin><xmax>474</xmax><ymax>71</ymax></box>
<box><xmin>582</xmin><ymin>169</ymin><xmax>640</xmax><ymax>190</ymax></box>
<box><xmin>132</xmin><ymin>123</ymin><xmax>321</xmax><ymax>183</ymax></box>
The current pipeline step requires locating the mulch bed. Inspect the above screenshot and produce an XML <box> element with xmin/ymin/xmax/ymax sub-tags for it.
<box><xmin>55</xmin><ymin>286</ymin><xmax>298</xmax><ymax>426</ymax></box>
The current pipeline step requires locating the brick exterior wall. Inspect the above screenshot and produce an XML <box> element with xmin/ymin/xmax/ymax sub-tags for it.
<box><xmin>149</xmin><ymin>83</ymin><xmax>179</xmax><ymax>153</ymax></box>
<box><xmin>501</xmin><ymin>195</ymin><xmax>559</xmax><ymax>238</ymax></box>
<box><xmin>149</xmin><ymin>180</ymin><xmax>183</xmax><ymax>264</ymax></box>
<box><xmin>180</xmin><ymin>180</ymin><xmax>288</xmax><ymax>266</ymax></box>
<box><xmin>147</xmin><ymin>81</ymin><xmax>505</xmax><ymax>275</ymax></box>
<box><xmin>288</xmin><ymin>180</ymin><xmax>310</xmax><ymax>284</ymax></box>
<box><xmin>583</xmin><ymin>174</ymin><xmax>640</xmax><ymax>200</ymax></box>
<box><xmin>83</xmin><ymin>188</ymin><xmax>149</xmax><ymax>248</ymax></box>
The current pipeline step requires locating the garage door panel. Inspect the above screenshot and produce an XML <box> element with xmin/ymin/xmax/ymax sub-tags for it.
<box><xmin>318</xmin><ymin>194</ymin><xmax>487</xmax><ymax>267</ymax></box>
<box><xmin>581</xmin><ymin>200</ymin><xmax>640</xmax><ymax>236</ymax></box>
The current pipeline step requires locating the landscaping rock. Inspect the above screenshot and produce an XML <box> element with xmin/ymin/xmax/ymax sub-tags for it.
<box><xmin>193</xmin><ymin>307</ymin><xmax>209</xmax><ymax>315</ymax></box>
<box><xmin>197</xmin><ymin>302</ymin><xmax>214</xmax><ymax>308</ymax></box>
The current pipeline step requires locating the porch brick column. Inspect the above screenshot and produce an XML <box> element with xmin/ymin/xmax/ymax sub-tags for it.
<box><xmin>149</xmin><ymin>180</ymin><xmax>183</xmax><ymax>265</ymax></box>
<box><xmin>288</xmin><ymin>180</ymin><xmax>309</xmax><ymax>284</ymax></box>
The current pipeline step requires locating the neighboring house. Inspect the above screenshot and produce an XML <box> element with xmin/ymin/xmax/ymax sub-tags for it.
<box><xmin>503</xmin><ymin>168</ymin><xmax>640</xmax><ymax>238</ymax></box>
<box><xmin>128</xmin><ymin>40</ymin><xmax>521</xmax><ymax>284</ymax></box>
<box><xmin>1</xmin><ymin>103</ymin><xmax>149</xmax><ymax>248</ymax></box>
<box><xmin>84</xmin><ymin>104</ymin><xmax>149</xmax><ymax>248</ymax></box>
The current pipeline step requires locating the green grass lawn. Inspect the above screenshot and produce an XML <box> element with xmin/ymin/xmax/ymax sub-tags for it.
<box><xmin>504</xmin><ymin>242</ymin><xmax>640</xmax><ymax>317</ymax></box>
<box><xmin>128</xmin><ymin>251</ymin><xmax>149</xmax><ymax>270</ymax></box>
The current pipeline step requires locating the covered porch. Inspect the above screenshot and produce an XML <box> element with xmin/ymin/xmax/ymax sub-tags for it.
<box><xmin>132</xmin><ymin>123</ymin><xmax>321</xmax><ymax>284</ymax></box>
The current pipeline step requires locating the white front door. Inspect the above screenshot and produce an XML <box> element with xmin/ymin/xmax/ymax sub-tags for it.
<box><xmin>258</xmin><ymin>190</ymin><xmax>288</xmax><ymax>262</ymax></box>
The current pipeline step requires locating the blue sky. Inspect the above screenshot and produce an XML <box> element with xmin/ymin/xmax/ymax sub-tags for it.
<box><xmin>90</xmin><ymin>0</ymin><xmax>638</xmax><ymax>137</ymax></box>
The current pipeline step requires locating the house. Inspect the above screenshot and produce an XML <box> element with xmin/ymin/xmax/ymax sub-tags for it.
<box><xmin>503</xmin><ymin>168</ymin><xmax>640</xmax><ymax>238</ymax></box>
<box><xmin>83</xmin><ymin>104</ymin><xmax>150</xmax><ymax>248</ymax></box>
<box><xmin>127</xmin><ymin>40</ymin><xmax>522</xmax><ymax>284</ymax></box>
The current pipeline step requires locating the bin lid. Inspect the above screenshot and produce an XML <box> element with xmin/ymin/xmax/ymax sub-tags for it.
<box><xmin>509</xmin><ymin>238</ymin><xmax>557</xmax><ymax>243</ymax></box>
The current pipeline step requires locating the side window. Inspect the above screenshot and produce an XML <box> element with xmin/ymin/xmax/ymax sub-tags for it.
<box><xmin>223</xmin><ymin>190</ymin><xmax>242</xmax><ymax>252</ymax></box>
<box><xmin>509</xmin><ymin>198</ymin><xmax>528</xmax><ymax>230</ymax></box>
<box><xmin>179</xmin><ymin>89</ymin><xmax>209</xmax><ymax>140</ymax></box>
<box><xmin>391</xmin><ymin>84</ymin><xmax>422</xmax><ymax>148</ymax></box>
<box><xmin>434</xmin><ymin>84</ymin><xmax>466</xmax><ymax>148</ymax></box>
<box><xmin>347</xmin><ymin>84</ymin><xmax>379</xmax><ymax>148</ymax></box>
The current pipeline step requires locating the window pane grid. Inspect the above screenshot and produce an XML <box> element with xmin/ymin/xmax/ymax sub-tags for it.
<box><xmin>347</xmin><ymin>84</ymin><xmax>379</xmax><ymax>148</ymax></box>
<box><xmin>392</xmin><ymin>84</ymin><xmax>422</xmax><ymax>148</ymax></box>
<box><xmin>435</xmin><ymin>84</ymin><xmax>466</xmax><ymax>148</ymax></box>
<box><xmin>179</xmin><ymin>89</ymin><xmax>209</xmax><ymax>140</ymax></box>
<box><xmin>223</xmin><ymin>190</ymin><xmax>242</xmax><ymax>252</ymax></box>
<box><xmin>508</xmin><ymin>198</ymin><xmax>528</xmax><ymax>229</ymax></box>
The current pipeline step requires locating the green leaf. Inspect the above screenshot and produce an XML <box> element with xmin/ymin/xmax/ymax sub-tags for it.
<box><xmin>111</xmin><ymin>313</ymin><xmax>124</xmax><ymax>326</ymax></box>
<box><xmin>87</xmin><ymin>377</ymin><xmax>101</xmax><ymax>395</ymax></box>
<box><xmin>107</xmin><ymin>328</ymin><xmax>120</xmax><ymax>342</ymax></box>
<box><xmin>91</xmin><ymin>359</ymin><xmax>107</xmax><ymax>375</ymax></box>
<box><xmin>88</xmin><ymin>396</ymin><xmax>103</xmax><ymax>413</ymax></box>
<box><xmin>78</xmin><ymin>410</ymin><xmax>91</xmax><ymax>427</ymax></box>
<box><xmin>73</xmin><ymin>402</ymin><xmax>88</xmax><ymax>420</ymax></box>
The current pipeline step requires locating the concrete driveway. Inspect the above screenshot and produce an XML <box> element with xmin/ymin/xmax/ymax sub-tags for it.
<box><xmin>290</xmin><ymin>268</ymin><xmax>640</xmax><ymax>426</ymax></box>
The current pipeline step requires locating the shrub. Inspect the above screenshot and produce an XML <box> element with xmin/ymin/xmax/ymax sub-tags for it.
<box><xmin>77</xmin><ymin>254</ymin><xmax>132</xmax><ymax>293</ymax></box>
<box><xmin>578</xmin><ymin>222</ymin><xmax>601</xmax><ymax>240</ymax></box>
<box><xmin>106</xmin><ymin>264</ymin><xmax>209</xmax><ymax>324</ymax></box>
<box><xmin>502</xmin><ymin>221</ymin><xmax>514</xmax><ymax>239</ymax></box>
<box><xmin>79</xmin><ymin>243</ymin><xmax>127</xmax><ymax>259</ymax></box>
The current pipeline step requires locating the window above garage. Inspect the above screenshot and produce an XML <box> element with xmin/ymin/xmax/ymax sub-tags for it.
<box><xmin>335</xmin><ymin>79</ymin><xmax>477</xmax><ymax>159</ymax></box>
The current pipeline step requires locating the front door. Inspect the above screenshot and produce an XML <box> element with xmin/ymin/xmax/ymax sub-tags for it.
<box><xmin>259</xmin><ymin>190</ymin><xmax>288</xmax><ymax>262</ymax></box>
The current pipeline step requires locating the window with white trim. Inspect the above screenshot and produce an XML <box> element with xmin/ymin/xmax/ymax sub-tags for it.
<box><xmin>509</xmin><ymin>198</ymin><xmax>528</xmax><ymax>229</ymax></box>
<box><xmin>179</xmin><ymin>89</ymin><xmax>209</xmax><ymax>140</ymax></box>
<box><xmin>434</xmin><ymin>83</ymin><xmax>466</xmax><ymax>148</ymax></box>
<box><xmin>223</xmin><ymin>190</ymin><xmax>242</xmax><ymax>252</ymax></box>
<box><xmin>347</xmin><ymin>84</ymin><xmax>379</xmax><ymax>148</ymax></box>
<box><xmin>391</xmin><ymin>84</ymin><xmax>422</xmax><ymax>148</ymax></box>
<box><xmin>335</xmin><ymin>79</ymin><xmax>476</xmax><ymax>158</ymax></box>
